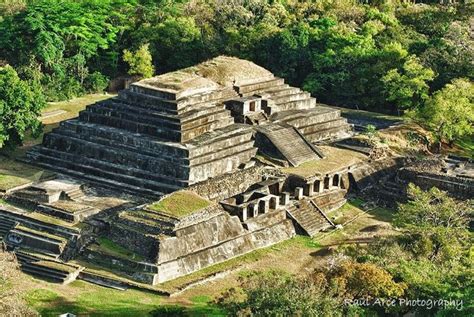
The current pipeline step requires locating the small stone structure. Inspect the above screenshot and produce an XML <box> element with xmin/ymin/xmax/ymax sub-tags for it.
<box><xmin>397</xmin><ymin>156</ymin><xmax>474</xmax><ymax>200</ymax></box>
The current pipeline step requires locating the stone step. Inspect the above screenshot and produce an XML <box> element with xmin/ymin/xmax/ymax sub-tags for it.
<box><xmin>130</xmin><ymin>84</ymin><xmax>178</xmax><ymax>101</ymax></box>
<box><xmin>272</xmin><ymin>98</ymin><xmax>316</xmax><ymax>112</ymax></box>
<box><xmin>7</xmin><ymin>227</ymin><xmax>65</xmax><ymax>256</ymax></box>
<box><xmin>304</xmin><ymin>124</ymin><xmax>353</xmax><ymax>143</ymax></box>
<box><xmin>287</xmin><ymin>209</ymin><xmax>326</xmax><ymax>236</ymax></box>
<box><xmin>21</xmin><ymin>264</ymin><xmax>68</xmax><ymax>282</ymax></box>
<box><xmin>189</xmin><ymin>140</ymin><xmax>256</xmax><ymax>167</ymax></box>
<box><xmin>0</xmin><ymin>209</ymin><xmax>80</xmax><ymax>240</ymax></box>
<box><xmin>83</xmin><ymin>106</ymin><xmax>182</xmax><ymax>139</ymax></box>
<box><xmin>0</xmin><ymin>217</ymin><xmax>16</xmax><ymax>238</ymax></box>
<box><xmin>24</xmin><ymin>158</ymin><xmax>163</xmax><ymax>198</ymax></box>
<box><xmin>271</xmin><ymin>92</ymin><xmax>311</xmax><ymax>105</ymax></box>
<box><xmin>41</xmin><ymin>134</ymin><xmax>190</xmax><ymax>179</ymax></box>
<box><xmin>177</xmin><ymin>87</ymin><xmax>238</xmax><ymax>108</ymax></box>
<box><xmin>237</xmin><ymin>77</ymin><xmax>285</xmax><ymax>95</ymax></box>
<box><xmin>186</xmin><ymin>124</ymin><xmax>254</xmax><ymax>155</ymax></box>
<box><xmin>118</xmin><ymin>91</ymin><xmax>179</xmax><ymax>114</ymax></box>
<box><xmin>49</xmin><ymin>126</ymin><xmax>189</xmax><ymax>166</ymax></box>
<box><xmin>36</xmin><ymin>204</ymin><xmax>97</xmax><ymax>223</ymax></box>
<box><xmin>60</xmin><ymin>120</ymin><xmax>188</xmax><ymax>157</ymax></box>
<box><xmin>28</xmin><ymin>148</ymin><xmax>185</xmax><ymax>193</ymax></box>
<box><xmin>15</xmin><ymin>251</ymin><xmax>41</xmax><ymax>263</ymax></box>
<box><xmin>65</xmin><ymin>190</ymin><xmax>85</xmax><ymax>200</ymax></box>
<box><xmin>258</xmin><ymin>125</ymin><xmax>320</xmax><ymax>166</ymax></box>
<box><xmin>179</xmin><ymin>109</ymin><xmax>233</xmax><ymax>131</ymax></box>
<box><xmin>180</xmin><ymin>116</ymin><xmax>236</xmax><ymax>142</ymax></box>
<box><xmin>273</xmin><ymin>108</ymin><xmax>342</xmax><ymax>127</ymax></box>
<box><xmin>298</xmin><ymin>118</ymin><xmax>349</xmax><ymax>135</ymax></box>
<box><xmin>258</xmin><ymin>86</ymin><xmax>300</xmax><ymax>97</ymax></box>
<box><xmin>79</xmin><ymin>111</ymin><xmax>181</xmax><ymax>141</ymax></box>
<box><xmin>20</xmin><ymin>260</ymin><xmax>81</xmax><ymax>284</ymax></box>
<box><xmin>100</xmin><ymin>100</ymin><xmax>181</xmax><ymax>127</ymax></box>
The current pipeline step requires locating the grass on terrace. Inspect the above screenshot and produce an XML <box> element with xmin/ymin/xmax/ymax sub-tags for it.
<box><xmin>92</xmin><ymin>237</ymin><xmax>145</xmax><ymax>262</ymax></box>
<box><xmin>281</xmin><ymin>146</ymin><xmax>367</xmax><ymax>177</ymax></box>
<box><xmin>147</xmin><ymin>191</ymin><xmax>211</xmax><ymax>219</ymax></box>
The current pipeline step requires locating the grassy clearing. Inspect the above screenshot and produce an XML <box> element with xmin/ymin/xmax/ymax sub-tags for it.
<box><xmin>316</xmin><ymin>199</ymin><xmax>397</xmax><ymax>247</ymax></box>
<box><xmin>24</xmin><ymin>278</ymin><xmax>223</xmax><ymax>316</ymax></box>
<box><xmin>93</xmin><ymin>237</ymin><xmax>145</xmax><ymax>262</ymax></box>
<box><xmin>41</xmin><ymin>93</ymin><xmax>113</xmax><ymax>125</ymax></box>
<box><xmin>25</xmin><ymin>280</ymin><xmax>163</xmax><ymax>317</ymax></box>
<box><xmin>0</xmin><ymin>157</ymin><xmax>54</xmax><ymax>192</ymax></box>
<box><xmin>147</xmin><ymin>191</ymin><xmax>211</xmax><ymax>219</ymax></box>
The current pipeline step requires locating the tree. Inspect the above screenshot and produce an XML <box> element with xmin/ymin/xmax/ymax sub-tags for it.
<box><xmin>0</xmin><ymin>65</ymin><xmax>45</xmax><ymax>149</ymax></box>
<box><xmin>123</xmin><ymin>43</ymin><xmax>154</xmax><ymax>78</ymax></box>
<box><xmin>382</xmin><ymin>56</ymin><xmax>435</xmax><ymax>113</ymax></box>
<box><xmin>217</xmin><ymin>270</ymin><xmax>344</xmax><ymax>316</ymax></box>
<box><xmin>417</xmin><ymin>78</ymin><xmax>474</xmax><ymax>149</ymax></box>
<box><xmin>396</xmin><ymin>183</ymin><xmax>471</xmax><ymax>230</ymax></box>
<box><xmin>328</xmin><ymin>260</ymin><xmax>406</xmax><ymax>300</ymax></box>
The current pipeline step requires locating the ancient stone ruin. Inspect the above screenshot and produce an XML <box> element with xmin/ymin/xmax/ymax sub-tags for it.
<box><xmin>26</xmin><ymin>56</ymin><xmax>351</xmax><ymax>196</ymax></box>
<box><xmin>2</xmin><ymin>56</ymin><xmax>469</xmax><ymax>290</ymax></box>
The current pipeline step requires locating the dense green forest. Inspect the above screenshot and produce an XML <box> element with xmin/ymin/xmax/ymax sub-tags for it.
<box><xmin>0</xmin><ymin>0</ymin><xmax>473</xmax><ymax>148</ymax></box>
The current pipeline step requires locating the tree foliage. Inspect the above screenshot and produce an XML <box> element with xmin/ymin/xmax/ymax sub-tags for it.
<box><xmin>0</xmin><ymin>65</ymin><xmax>45</xmax><ymax>149</ymax></box>
<box><xmin>417</xmin><ymin>78</ymin><xmax>474</xmax><ymax>146</ymax></box>
<box><xmin>123</xmin><ymin>43</ymin><xmax>154</xmax><ymax>78</ymax></box>
<box><xmin>396</xmin><ymin>183</ymin><xmax>471</xmax><ymax>230</ymax></box>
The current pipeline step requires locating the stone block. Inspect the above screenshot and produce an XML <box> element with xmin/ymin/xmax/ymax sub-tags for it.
<box><xmin>294</xmin><ymin>187</ymin><xmax>303</xmax><ymax>200</ymax></box>
<box><xmin>280</xmin><ymin>192</ymin><xmax>290</xmax><ymax>206</ymax></box>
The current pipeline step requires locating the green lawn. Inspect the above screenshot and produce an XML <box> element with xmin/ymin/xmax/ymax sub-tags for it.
<box><xmin>0</xmin><ymin>157</ymin><xmax>54</xmax><ymax>192</ymax></box>
<box><xmin>41</xmin><ymin>93</ymin><xmax>113</xmax><ymax>126</ymax></box>
<box><xmin>25</xmin><ymin>281</ymin><xmax>163</xmax><ymax>317</ymax></box>
<box><xmin>147</xmin><ymin>191</ymin><xmax>211</xmax><ymax>219</ymax></box>
<box><xmin>25</xmin><ymin>280</ymin><xmax>225</xmax><ymax>316</ymax></box>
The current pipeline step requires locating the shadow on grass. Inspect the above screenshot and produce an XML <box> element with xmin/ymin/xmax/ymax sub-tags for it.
<box><xmin>150</xmin><ymin>304</ymin><xmax>226</xmax><ymax>317</ymax></box>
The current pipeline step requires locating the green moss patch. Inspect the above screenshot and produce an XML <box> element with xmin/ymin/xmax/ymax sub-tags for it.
<box><xmin>147</xmin><ymin>191</ymin><xmax>210</xmax><ymax>219</ymax></box>
<box><xmin>94</xmin><ymin>237</ymin><xmax>145</xmax><ymax>262</ymax></box>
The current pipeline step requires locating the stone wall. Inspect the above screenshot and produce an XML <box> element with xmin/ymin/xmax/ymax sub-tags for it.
<box><xmin>188</xmin><ymin>165</ymin><xmax>265</xmax><ymax>201</ymax></box>
<box><xmin>397</xmin><ymin>168</ymin><xmax>474</xmax><ymax>200</ymax></box>
<box><xmin>154</xmin><ymin>210</ymin><xmax>295</xmax><ymax>283</ymax></box>
<box><xmin>109</xmin><ymin>223</ymin><xmax>160</xmax><ymax>260</ymax></box>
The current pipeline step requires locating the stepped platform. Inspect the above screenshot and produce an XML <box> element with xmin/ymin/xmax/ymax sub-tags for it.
<box><xmin>15</xmin><ymin>251</ymin><xmax>83</xmax><ymax>284</ymax></box>
<box><xmin>271</xmin><ymin>106</ymin><xmax>353</xmax><ymax>142</ymax></box>
<box><xmin>26</xmin><ymin>56</ymin><xmax>352</xmax><ymax>195</ymax></box>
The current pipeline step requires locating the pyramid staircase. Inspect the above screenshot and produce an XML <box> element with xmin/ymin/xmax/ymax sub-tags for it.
<box><xmin>256</xmin><ymin>124</ymin><xmax>323</xmax><ymax>166</ymax></box>
<box><xmin>286</xmin><ymin>199</ymin><xmax>335</xmax><ymax>237</ymax></box>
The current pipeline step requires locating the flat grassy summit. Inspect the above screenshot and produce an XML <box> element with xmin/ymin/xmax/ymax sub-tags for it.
<box><xmin>147</xmin><ymin>191</ymin><xmax>211</xmax><ymax>219</ymax></box>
